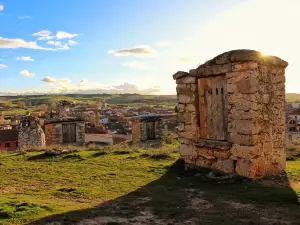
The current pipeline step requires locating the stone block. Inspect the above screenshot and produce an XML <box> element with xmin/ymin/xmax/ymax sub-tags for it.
<box><xmin>235</xmin><ymin>77</ymin><xmax>259</xmax><ymax>94</ymax></box>
<box><xmin>186</xmin><ymin>104</ymin><xmax>196</xmax><ymax>112</ymax></box>
<box><xmin>179</xmin><ymin>144</ymin><xmax>197</xmax><ymax>157</ymax></box>
<box><xmin>178</xmin><ymin>138</ymin><xmax>191</xmax><ymax>145</ymax></box>
<box><xmin>235</xmin><ymin>120</ymin><xmax>252</xmax><ymax>135</ymax></box>
<box><xmin>195</xmin><ymin>147</ymin><xmax>215</xmax><ymax>160</ymax></box>
<box><xmin>177</xmin><ymin>112</ymin><xmax>191</xmax><ymax>124</ymax></box>
<box><xmin>178</xmin><ymin>93</ymin><xmax>196</xmax><ymax>104</ymax></box>
<box><xmin>178</xmin><ymin>131</ymin><xmax>197</xmax><ymax>140</ymax></box>
<box><xmin>213</xmin><ymin>150</ymin><xmax>230</xmax><ymax>159</ymax></box>
<box><xmin>178</xmin><ymin>123</ymin><xmax>185</xmax><ymax>132</ymax></box>
<box><xmin>211</xmin><ymin>159</ymin><xmax>234</xmax><ymax>173</ymax></box>
<box><xmin>176</xmin><ymin>76</ymin><xmax>197</xmax><ymax>84</ymax></box>
<box><xmin>231</xmin><ymin>133</ymin><xmax>253</xmax><ymax>145</ymax></box>
<box><xmin>235</xmin><ymin>158</ymin><xmax>258</xmax><ymax>178</ymax></box>
<box><xmin>177</xmin><ymin>104</ymin><xmax>185</xmax><ymax>112</ymax></box>
<box><xmin>231</xmin><ymin>144</ymin><xmax>263</xmax><ymax>159</ymax></box>
<box><xmin>231</xmin><ymin>62</ymin><xmax>258</xmax><ymax>72</ymax></box>
<box><xmin>195</xmin><ymin>157</ymin><xmax>214</xmax><ymax>168</ymax></box>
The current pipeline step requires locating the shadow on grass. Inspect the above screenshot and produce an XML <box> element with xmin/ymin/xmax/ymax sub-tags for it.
<box><xmin>140</xmin><ymin>153</ymin><xmax>172</xmax><ymax>160</ymax></box>
<box><xmin>27</xmin><ymin>153</ymin><xmax>60</xmax><ymax>161</ymax></box>
<box><xmin>91</xmin><ymin>152</ymin><xmax>107</xmax><ymax>157</ymax></box>
<box><xmin>28</xmin><ymin>160</ymin><xmax>300</xmax><ymax>225</ymax></box>
<box><xmin>112</xmin><ymin>151</ymin><xmax>131</xmax><ymax>155</ymax></box>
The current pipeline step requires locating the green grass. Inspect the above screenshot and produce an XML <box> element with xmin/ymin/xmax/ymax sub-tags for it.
<box><xmin>1</xmin><ymin>144</ymin><xmax>300</xmax><ymax>224</ymax></box>
<box><xmin>0</xmin><ymin>144</ymin><xmax>178</xmax><ymax>224</ymax></box>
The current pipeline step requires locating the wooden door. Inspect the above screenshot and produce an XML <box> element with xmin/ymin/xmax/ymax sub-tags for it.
<box><xmin>198</xmin><ymin>76</ymin><xmax>227</xmax><ymax>140</ymax></box>
<box><xmin>146</xmin><ymin>121</ymin><xmax>155</xmax><ymax>140</ymax></box>
<box><xmin>62</xmin><ymin>123</ymin><xmax>77</xmax><ymax>143</ymax></box>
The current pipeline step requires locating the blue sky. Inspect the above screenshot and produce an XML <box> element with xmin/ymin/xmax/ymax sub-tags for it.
<box><xmin>0</xmin><ymin>0</ymin><xmax>299</xmax><ymax>95</ymax></box>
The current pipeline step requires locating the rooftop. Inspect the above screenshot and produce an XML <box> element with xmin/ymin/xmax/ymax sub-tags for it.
<box><xmin>132</xmin><ymin>113</ymin><xmax>161</xmax><ymax>120</ymax></box>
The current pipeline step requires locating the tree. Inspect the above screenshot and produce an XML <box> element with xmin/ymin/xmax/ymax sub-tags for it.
<box><xmin>40</xmin><ymin>104</ymin><xmax>49</xmax><ymax>113</ymax></box>
<box><xmin>17</xmin><ymin>101</ymin><xmax>26</xmax><ymax>109</ymax></box>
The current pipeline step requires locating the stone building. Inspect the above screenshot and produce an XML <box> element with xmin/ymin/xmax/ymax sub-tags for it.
<box><xmin>44</xmin><ymin>118</ymin><xmax>85</xmax><ymax>146</ymax></box>
<box><xmin>131</xmin><ymin>114</ymin><xmax>162</xmax><ymax>147</ymax></box>
<box><xmin>173</xmin><ymin>49</ymin><xmax>287</xmax><ymax>179</ymax></box>
<box><xmin>18</xmin><ymin>116</ymin><xmax>46</xmax><ymax>149</ymax></box>
<box><xmin>0</xmin><ymin>129</ymin><xmax>18</xmax><ymax>152</ymax></box>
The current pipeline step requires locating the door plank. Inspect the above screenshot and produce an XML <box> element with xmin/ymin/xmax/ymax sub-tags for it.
<box><xmin>199</xmin><ymin>78</ymin><xmax>207</xmax><ymax>139</ymax></box>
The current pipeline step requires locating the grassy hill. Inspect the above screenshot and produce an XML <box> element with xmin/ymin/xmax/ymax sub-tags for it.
<box><xmin>0</xmin><ymin>144</ymin><xmax>300</xmax><ymax>224</ymax></box>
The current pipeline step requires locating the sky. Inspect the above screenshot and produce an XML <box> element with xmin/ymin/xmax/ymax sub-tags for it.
<box><xmin>0</xmin><ymin>0</ymin><xmax>299</xmax><ymax>95</ymax></box>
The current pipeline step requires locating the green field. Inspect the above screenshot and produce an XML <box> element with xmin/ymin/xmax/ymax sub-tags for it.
<box><xmin>0</xmin><ymin>144</ymin><xmax>300</xmax><ymax>224</ymax></box>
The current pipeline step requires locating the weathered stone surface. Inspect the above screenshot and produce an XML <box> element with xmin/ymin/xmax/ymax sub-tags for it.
<box><xmin>186</xmin><ymin>104</ymin><xmax>196</xmax><ymax>112</ymax></box>
<box><xmin>174</xmin><ymin>49</ymin><xmax>287</xmax><ymax>179</ymax></box>
<box><xmin>232</xmin><ymin>62</ymin><xmax>258</xmax><ymax>72</ymax></box>
<box><xmin>195</xmin><ymin>157</ymin><xmax>214</xmax><ymax>168</ymax></box>
<box><xmin>177</xmin><ymin>112</ymin><xmax>191</xmax><ymax>123</ymax></box>
<box><xmin>173</xmin><ymin>71</ymin><xmax>189</xmax><ymax>80</ymax></box>
<box><xmin>235</xmin><ymin>77</ymin><xmax>259</xmax><ymax>94</ymax></box>
<box><xmin>231</xmin><ymin>134</ymin><xmax>253</xmax><ymax>146</ymax></box>
<box><xmin>211</xmin><ymin>159</ymin><xmax>234</xmax><ymax>173</ymax></box>
<box><xmin>231</xmin><ymin>144</ymin><xmax>263</xmax><ymax>159</ymax></box>
<box><xmin>178</xmin><ymin>138</ymin><xmax>191</xmax><ymax>145</ymax></box>
<box><xmin>214</xmin><ymin>150</ymin><xmax>231</xmax><ymax>159</ymax></box>
<box><xmin>176</xmin><ymin>76</ymin><xmax>197</xmax><ymax>84</ymax></box>
<box><xmin>179</xmin><ymin>144</ymin><xmax>197</xmax><ymax>157</ymax></box>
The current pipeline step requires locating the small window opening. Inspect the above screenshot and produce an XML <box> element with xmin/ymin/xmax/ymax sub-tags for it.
<box><xmin>216</xmin><ymin>88</ymin><xmax>218</xmax><ymax>95</ymax></box>
<box><xmin>221</xmin><ymin>87</ymin><xmax>224</xmax><ymax>95</ymax></box>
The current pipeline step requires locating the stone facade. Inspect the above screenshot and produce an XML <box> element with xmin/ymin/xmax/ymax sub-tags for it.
<box><xmin>44</xmin><ymin>119</ymin><xmax>85</xmax><ymax>146</ymax></box>
<box><xmin>173</xmin><ymin>49</ymin><xmax>288</xmax><ymax>179</ymax></box>
<box><xmin>18</xmin><ymin>116</ymin><xmax>46</xmax><ymax>149</ymax></box>
<box><xmin>131</xmin><ymin>114</ymin><xmax>162</xmax><ymax>147</ymax></box>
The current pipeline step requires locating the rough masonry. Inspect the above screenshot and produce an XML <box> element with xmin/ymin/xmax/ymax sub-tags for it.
<box><xmin>18</xmin><ymin>116</ymin><xmax>46</xmax><ymax>149</ymax></box>
<box><xmin>173</xmin><ymin>49</ymin><xmax>288</xmax><ymax>179</ymax></box>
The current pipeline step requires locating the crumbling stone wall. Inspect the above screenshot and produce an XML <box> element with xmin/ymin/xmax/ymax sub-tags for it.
<box><xmin>131</xmin><ymin>116</ymin><xmax>162</xmax><ymax>147</ymax></box>
<box><xmin>18</xmin><ymin>116</ymin><xmax>46</xmax><ymax>148</ymax></box>
<box><xmin>173</xmin><ymin>50</ymin><xmax>288</xmax><ymax>179</ymax></box>
<box><xmin>45</xmin><ymin>120</ymin><xmax>85</xmax><ymax>146</ymax></box>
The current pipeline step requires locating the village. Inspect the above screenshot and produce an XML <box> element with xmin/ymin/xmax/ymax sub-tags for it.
<box><xmin>0</xmin><ymin>99</ymin><xmax>177</xmax><ymax>152</ymax></box>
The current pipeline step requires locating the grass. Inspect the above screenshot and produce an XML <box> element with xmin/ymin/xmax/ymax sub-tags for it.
<box><xmin>0</xmin><ymin>143</ymin><xmax>300</xmax><ymax>224</ymax></box>
<box><xmin>0</xmin><ymin>144</ymin><xmax>178</xmax><ymax>224</ymax></box>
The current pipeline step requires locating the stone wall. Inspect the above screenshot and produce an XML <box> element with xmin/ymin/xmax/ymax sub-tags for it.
<box><xmin>18</xmin><ymin>116</ymin><xmax>46</xmax><ymax>149</ymax></box>
<box><xmin>45</xmin><ymin>120</ymin><xmax>85</xmax><ymax>146</ymax></box>
<box><xmin>131</xmin><ymin>117</ymin><xmax>162</xmax><ymax>147</ymax></box>
<box><xmin>173</xmin><ymin>50</ymin><xmax>288</xmax><ymax>179</ymax></box>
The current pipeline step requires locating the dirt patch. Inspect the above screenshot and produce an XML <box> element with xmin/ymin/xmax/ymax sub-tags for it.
<box><xmin>223</xmin><ymin>200</ymin><xmax>253</xmax><ymax>210</ymax></box>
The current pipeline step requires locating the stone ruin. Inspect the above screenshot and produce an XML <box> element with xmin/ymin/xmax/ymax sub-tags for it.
<box><xmin>18</xmin><ymin>116</ymin><xmax>46</xmax><ymax>149</ymax></box>
<box><xmin>44</xmin><ymin>100</ymin><xmax>85</xmax><ymax>146</ymax></box>
<box><xmin>173</xmin><ymin>49</ymin><xmax>288</xmax><ymax>179</ymax></box>
<box><xmin>55</xmin><ymin>100</ymin><xmax>77</xmax><ymax>118</ymax></box>
<box><xmin>131</xmin><ymin>114</ymin><xmax>162</xmax><ymax>147</ymax></box>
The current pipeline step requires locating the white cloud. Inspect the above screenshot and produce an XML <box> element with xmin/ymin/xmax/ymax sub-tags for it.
<box><xmin>41</xmin><ymin>76</ymin><xmax>70</xmax><ymax>84</ymax></box>
<box><xmin>0</xmin><ymin>4</ymin><xmax>4</xmax><ymax>11</ymax></box>
<box><xmin>68</xmin><ymin>40</ymin><xmax>77</xmax><ymax>45</ymax></box>
<box><xmin>18</xmin><ymin>15</ymin><xmax>31</xmax><ymax>19</ymax></box>
<box><xmin>122</xmin><ymin>60</ymin><xmax>148</xmax><ymax>70</ymax></box>
<box><xmin>19</xmin><ymin>70</ymin><xmax>35</xmax><ymax>78</ymax></box>
<box><xmin>0</xmin><ymin>64</ymin><xmax>8</xmax><ymax>68</ymax></box>
<box><xmin>33</xmin><ymin>30</ymin><xmax>51</xmax><ymax>37</ymax></box>
<box><xmin>108</xmin><ymin>45</ymin><xmax>154</xmax><ymax>56</ymax></box>
<box><xmin>17</xmin><ymin>56</ymin><xmax>34</xmax><ymax>61</ymax></box>
<box><xmin>47</xmin><ymin>41</ymin><xmax>63</xmax><ymax>47</ymax></box>
<box><xmin>0</xmin><ymin>37</ymin><xmax>55</xmax><ymax>50</ymax></box>
<box><xmin>32</xmin><ymin>30</ymin><xmax>55</xmax><ymax>40</ymax></box>
<box><xmin>41</xmin><ymin>76</ymin><xmax>56</xmax><ymax>83</ymax></box>
<box><xmin>56</xmin><ymin>31</ymin><xmax>79</xmax><ymax>39</ymax></box>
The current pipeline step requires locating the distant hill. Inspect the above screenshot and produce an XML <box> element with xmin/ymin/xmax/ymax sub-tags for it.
<box><xmin>286</xmin><ymin>93</ymin><xmax>300</xmax><ymax>102</ymax></box>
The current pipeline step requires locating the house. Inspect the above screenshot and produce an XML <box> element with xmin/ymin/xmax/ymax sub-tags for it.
<box><xmin>44</xmin><ymin>118</ymin><xmax>85</xmax><ymax>146</ymax></box>
<box><xmin>131</xmin><ymin>114</ymin><xmax>162</xmax><ymax>147</ymax></box>
<box><xmin>173</xmin><ymin>49</ymin><xmax>287</xmax><ymax>179</ymax></box>
<box><xmin>0</xmin><ymin>129</ymin><xmax>18</xmax><ymax>152</ymax></box>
